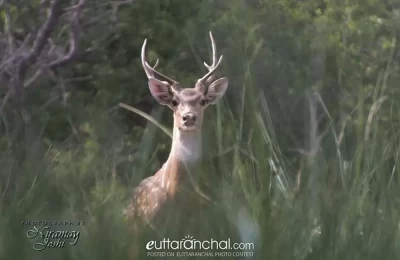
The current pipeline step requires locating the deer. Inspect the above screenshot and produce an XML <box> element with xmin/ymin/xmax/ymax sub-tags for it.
<box><xmin>124</xmin><ymin>32</ymin><xmax>229</xmax><ymax>228</ymax></box>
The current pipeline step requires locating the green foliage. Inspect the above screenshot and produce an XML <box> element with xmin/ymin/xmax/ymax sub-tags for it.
<box><xmin>1</xmin><ymin>0</ymin><xmax>400</xmax><ymax>259</ymax></box>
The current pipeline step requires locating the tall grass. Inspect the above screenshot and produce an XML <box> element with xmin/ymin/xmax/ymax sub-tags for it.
<box><xmin>1</xmin><ymin>13</ymin><xmax>400</xmax><ymax>260</ymax></box>
<box><xmin>1</xmin><ymin>64</ymin><xmax>399</xmax><ymax>260</ymax></box>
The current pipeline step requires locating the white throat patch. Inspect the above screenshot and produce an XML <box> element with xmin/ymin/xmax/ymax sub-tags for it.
<box><xmin>172</xmin><ymin>131</ymin><xmax>202</xmax><ymax>165</ymax></box>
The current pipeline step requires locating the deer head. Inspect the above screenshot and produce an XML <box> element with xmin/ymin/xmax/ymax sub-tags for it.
<box><xmin>141</xmin><ymin>32</ymin><xmax>229</xmax><ymax>133</ymax></box>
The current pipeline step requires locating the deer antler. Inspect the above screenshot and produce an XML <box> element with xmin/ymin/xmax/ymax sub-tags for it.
<box><xmin>141</xmin><ymin>39</ymin><xmax>180</xmax><ymax>91</ymax></box>
<box><xmin>196</xmin><ymin>31</ymin><xmax>223</xmax><ymax>92</ymax></box>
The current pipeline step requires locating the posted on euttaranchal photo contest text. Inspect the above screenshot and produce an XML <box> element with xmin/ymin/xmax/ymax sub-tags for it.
<box><xmin>20</xmin><ymin>220</ymin><xmax>255</xmax><ymax>258</ymax></box>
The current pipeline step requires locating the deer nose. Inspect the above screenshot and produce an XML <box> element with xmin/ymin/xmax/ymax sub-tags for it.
<box><xmin>182</xmin><ymin>113</ymin><xmax>197</xmax><ymax>126</ymax></box>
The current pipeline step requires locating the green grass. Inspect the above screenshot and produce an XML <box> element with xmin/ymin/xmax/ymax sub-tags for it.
<box><xmin>1</xmin><ymin>81</ymin><xmax>399</xmax><ymax>260</ymax></box>
<box><xmin>1</xmin><ymin>27</ymin><xmax>399</xmax><ymax>260</ymax></box>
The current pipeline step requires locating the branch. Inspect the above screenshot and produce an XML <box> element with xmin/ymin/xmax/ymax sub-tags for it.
<box><xmin>23</xmin><ymin>68</ymin><xmax>44</xmax><ymax>88</ymax></box>
<box><xmin>49</xmin><ymin>0</ymin><xmax>86</xmax><ymax>70</ymax></box>
<box><xmin>0</xmin><ymin>90</ymin><xmax>12</xmax><ymax>110</ymax></box>
<box><xmin>1</xmin><ymin>0</ymin><xmax>16</xmax><ymax>53</ymax></box>
<box><xmin>21</xmin><ymin>0</ymin><xmax>63</xmax><ymax>72</ymax></box>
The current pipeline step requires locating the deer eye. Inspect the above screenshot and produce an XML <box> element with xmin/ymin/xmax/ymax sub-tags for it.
<box><xmin>200</xmin><ymin>99</ymin><xmax>207</xmax><ymax>106</ymax></box>
<box><xmin>171</xmin><ymin>100</ymin><xmax>179</xmax><ymax>107</ymax></box>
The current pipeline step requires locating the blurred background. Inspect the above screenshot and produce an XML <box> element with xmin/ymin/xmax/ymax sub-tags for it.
<box><xmin>1</xmin><ymin>0</ymin><xmax>400</xmax><ymax>259</ymax></box>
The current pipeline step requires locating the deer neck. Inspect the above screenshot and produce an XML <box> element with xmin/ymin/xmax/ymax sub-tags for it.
<box><xmin>159</xmin><ymin>126</ymin><xmax>202</xmax><ymax>195</ymax></box>
<box><xmin>170</xmin><ymin>127</ymin><xmax>202</xmax><ymax>165</ymax></box>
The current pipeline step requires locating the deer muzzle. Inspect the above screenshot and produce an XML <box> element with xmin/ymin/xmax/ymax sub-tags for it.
<box><xmin>182</xmin><ymin>112</ymin><xmax>197</xmax><ymax>127</ymax></box>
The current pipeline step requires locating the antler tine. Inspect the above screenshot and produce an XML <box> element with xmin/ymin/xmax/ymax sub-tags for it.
<box><xmin>151</xmin><ymin>58</ymin><xmax>159</xmax><ymax>69</ymax></box>
<box><xmin>203</xmin><ymin>31</ymin><xmax>217</xmax><ymax>83</ymax></box>
<box><xmin>198</xmin><ymin>31</ymin><xmax>223</xmax><ymax>86</ymax></box>
<box><xmin>141</xmin><ymin>39</ymin><xmax>178</xmax><ymax>86</ymax></box>
<box><xmin>198</xmin><ymin>55</ymin><xmax>223</xmax><ymax>83</ymax></box>
<box><xmin>141</xmin><ymin>39</ymin><xmax>153</xmax><ymax>79</ymax></box>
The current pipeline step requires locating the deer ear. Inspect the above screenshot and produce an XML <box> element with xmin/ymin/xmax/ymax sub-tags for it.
<box><xmin>205</xmin><ymin>77</ymin><xmax>229</xmax><ymax>104</ymax></box>
<box><xmin>148</xmin><ymin>78</ymin><xmax>173</xmax><ymax>105</ymax></box>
